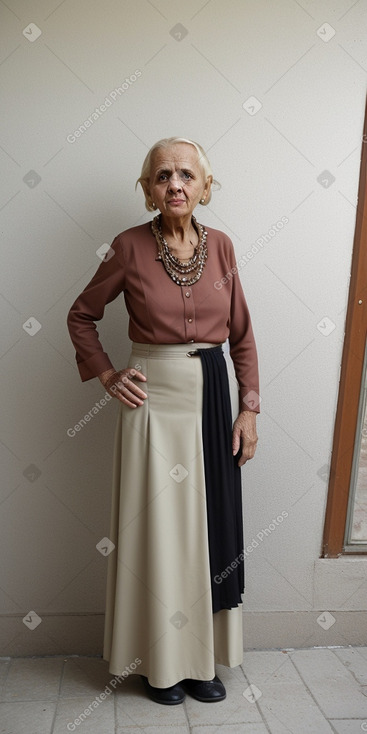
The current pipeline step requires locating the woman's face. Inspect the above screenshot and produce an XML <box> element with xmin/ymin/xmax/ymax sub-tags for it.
<box><xmin>146</xmin><ymin>143</ymin><xmax>211</xmax><ymax>219</ymax></box>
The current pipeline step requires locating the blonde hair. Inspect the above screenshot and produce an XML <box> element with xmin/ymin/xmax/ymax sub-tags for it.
<box><xmin>136</xmin><ymin>136</ymin><xmax>220</xmax><ymax>212</ymax></box>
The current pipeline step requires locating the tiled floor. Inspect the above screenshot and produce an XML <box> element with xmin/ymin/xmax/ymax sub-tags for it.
<box><xmin>1</xmin><ymin>646</ymin><xmax>367</xmax><ymax>733</ymax></box>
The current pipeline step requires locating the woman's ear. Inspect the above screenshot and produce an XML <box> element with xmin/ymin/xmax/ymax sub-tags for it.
<box><xmin>139</xmin><ymin>180</ymin><xmax>153</xmax><ymax>210</ymax></box>
<box><xmin>142</xmin><ymin>181</ymin><xmax>153</xmax><ymax>207</ymax></box>
<box><xmin>202</xmin><ymin>175</ymin><xmax>213</xmax><ymax>202</ymax></box>
<box><xmin>141</xmin><ymin>180</ymin><xmax>149</xmax><ymax>198</ymax></box>
<box><xmin>205</xmin><ymin>174</ymin><xmax>213</xmax><ymax>193</ymax></box>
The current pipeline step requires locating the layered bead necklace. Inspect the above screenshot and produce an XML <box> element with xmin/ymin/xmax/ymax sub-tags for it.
<box><xmin>151</xmin><ymin>213</ymin><xmax>208</xmax><ymax>286</ymax></box>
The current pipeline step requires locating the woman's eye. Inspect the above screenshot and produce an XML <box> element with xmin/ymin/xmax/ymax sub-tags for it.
<box><xmin>158</xmin><ymin>173</ymin><xmax>168</xmax><ymax>181</ymax></box>
<box><xmin>182</xmin><ymin>171</ymin><xmax>192</xmax><ymax>179</ymax></box>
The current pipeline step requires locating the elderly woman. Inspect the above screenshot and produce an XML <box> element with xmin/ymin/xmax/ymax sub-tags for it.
<box><xmin>67</xmin><ymin>137</ymin><xmax>260</xmax><ymax>705</ymax></box>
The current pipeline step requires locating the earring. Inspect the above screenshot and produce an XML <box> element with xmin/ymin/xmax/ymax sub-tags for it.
<box><xmin>152</xmin><ymin>202</ymin><xmax>157</xmax><ymax>209</ymax></box>
<box><xmin>200</xmin><ymin>198</ymin><xmax>205</xmax><ymax>204</ymax></box>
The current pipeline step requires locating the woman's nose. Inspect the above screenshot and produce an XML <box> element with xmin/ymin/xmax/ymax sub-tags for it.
<box><xmin>168</xmin><ymin>172</ymin><xmax>183</xmax><ymax>190</ymax></box>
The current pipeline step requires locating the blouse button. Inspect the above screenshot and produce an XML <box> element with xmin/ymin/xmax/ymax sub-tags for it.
<box><xmin>185</xmin><ymin>291</ymin><xmax>191</xmax><ymax>297</ymax></box>
<box><xmin>188</xmin><ymin>318</ymin><xmax>193</xmax><ymax>323</ymax></box>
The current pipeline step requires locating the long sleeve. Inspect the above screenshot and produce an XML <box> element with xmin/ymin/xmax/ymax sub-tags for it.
<box><xmin>227</xmin><ymin>240</ymin><xmax>260</xmax><ymax>413</ymax></box>
<box><xmin>67</xmin><ymin>237</ymin><xmax>125</xmax><ymax>381</ymax></box>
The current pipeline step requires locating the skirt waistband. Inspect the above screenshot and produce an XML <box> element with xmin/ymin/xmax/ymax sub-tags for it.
<box><xmin>131</xmin><ymin>342</ymin><xmax>223</xmax><ymax>359</ymax></box>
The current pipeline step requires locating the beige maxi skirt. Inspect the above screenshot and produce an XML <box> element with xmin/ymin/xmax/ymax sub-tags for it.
<box><xmin>103</xmin><ymin>342</ymin><xmax>243</xmax><ymax>688</ymax></box>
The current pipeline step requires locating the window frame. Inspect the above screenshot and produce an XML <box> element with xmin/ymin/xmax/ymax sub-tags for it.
<box><xmin>322</xmin><ymin>97</ymin><xmax>367</xmax><ymax>558</ymax></box>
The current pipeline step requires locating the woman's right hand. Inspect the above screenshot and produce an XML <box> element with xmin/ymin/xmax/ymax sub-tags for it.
<box><xmin>98</xmin><ymin>367</ymin><xmax>147</xmax><ymax>408</ymax></box>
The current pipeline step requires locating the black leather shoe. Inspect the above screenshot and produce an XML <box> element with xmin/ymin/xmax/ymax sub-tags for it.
<box><xmin>181</xmin><ymin>675</ymin><xmax>226</xmax><ymax>702</ymax></box>
<box><xmin>140</xmin><ymin>675</ymin><xmax>185</xmax><ymax>705</ymax></box>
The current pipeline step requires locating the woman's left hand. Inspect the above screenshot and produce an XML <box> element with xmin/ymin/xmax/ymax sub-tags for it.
<box><xmin>232</xmin><ymin>411</ymin><xmax>258</xmax><ymax>467</ymax></box>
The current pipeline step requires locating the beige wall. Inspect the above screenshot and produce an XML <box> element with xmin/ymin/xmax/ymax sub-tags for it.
<box><xmin>1</xmin><ymin>0</ymin><xmax>367</xmax><ymax>655</ymax></box>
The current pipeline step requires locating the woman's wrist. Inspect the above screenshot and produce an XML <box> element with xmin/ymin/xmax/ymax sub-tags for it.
<box><xmin>98</xmin><ymin>368</ymin><xmax>116</xmax><ymax>387</ymax></box>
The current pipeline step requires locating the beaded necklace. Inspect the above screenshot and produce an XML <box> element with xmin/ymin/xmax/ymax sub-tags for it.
<box><xmin>151</xmin><ymin>214</ymin><xmax>208</xmax><ymax>286</ymax></box>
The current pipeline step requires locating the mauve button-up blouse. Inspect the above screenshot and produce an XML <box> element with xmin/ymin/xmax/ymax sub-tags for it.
<box><xmin>67</xmin><ymin>221</ymin><xmax>260</xmax><ymax>413</ymax></box>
